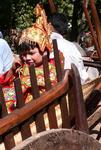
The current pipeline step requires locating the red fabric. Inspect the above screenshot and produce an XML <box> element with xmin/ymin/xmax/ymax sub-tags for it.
<box><xmin>0</xmin><ymin>71</ymin><xmax>14</xmax><ymax>86</ymax></box>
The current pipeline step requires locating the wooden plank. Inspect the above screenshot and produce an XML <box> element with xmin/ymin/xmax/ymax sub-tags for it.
<box><xmin>42</xmin><ymin>51</ymin><xmax>51</xmax><ymax>90</ymax></box>
<box><xmin>29</xmin><ymin>64</ymin><xmax>46</xmax><ymax>132</ymax></box>
<box><xmin>3</xmin><ymin>133</ymin><xmax>15</xmax><ymax>150</ymax></box>
<box><xmin>47</xmin><ymin>103</ymin><xmax>58</xmax><ymax>129</ymax></box>
<box><xmin>29</xmin><ymin>64</ymin><xmax>40</xmax><ymax>99</ymax></box>
<box><xmin>48</xmin><ymin>0</ymin><xmax>57</xmax><ymax>13</ymax></box>
<box><xmin>0</xmin><ymin>85</ymin><xmax>8</xmax><ymax>117</ymax></box>
<box><xmin>90</xmin><ymin>0</ymin><xmax>101</xmax><ymax>60</ymax></box>
<box><xmin>70</xmin><ymin>64</ymin><xmax>89</xmax><ymax>133</ymax></box>
<box><xmin>83</xmin><ymin>0</ymin><xmax>100</xmax><ymax>59</ymax></box>
<box><xmin>60</xmin><ymin>97</ymin><xmax>70</xmax><ymax>128</ymax></box>
<box><xmin>14</xmin><ymin>78</ymin><xmax>32</xmax><ymax>140</ymax></box>
<box><xmin>14</xmin><ymin>78</ymin><xmax>25</xmax><ymax>108</ymax></box>
<box><xmin>53</xmin><ymin>39</ymin><xmax>63</xmax><ymax>81</ymax></box>
<box><xmin>43</xmin><ymin>51</ymin><xmax>58</xmax><ymax>128</ymax></box>
<box><xmin>88</xmin><ymin>106</ymin><xmax>101</xmax><ymax>128</ymax></box>
<box><xmin>35</xmin><ymin>112</ymin><xmax>46</xmax><ymax>132</ymax></box>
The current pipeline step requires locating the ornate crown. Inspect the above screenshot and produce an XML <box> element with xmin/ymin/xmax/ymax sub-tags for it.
<box><xmin>19</xmin><ymin>4</ymin><xmax>52</xmax><ymax>52</ymax></box>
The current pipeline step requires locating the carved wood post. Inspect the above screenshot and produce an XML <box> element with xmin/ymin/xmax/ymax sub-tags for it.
<box><xmin>83</xmin><ymin>0</ymin><xmax>101</xmax><ymax>60</ymax></box>
<box><xmin>83</xmin><ymin>0</ymin><xmax>101</xmax><ymax>61</ymax></box>
<box><xmin>90</xmin><ymin>0</ymin><xmax>101</xmax><ymax>61</ymax></box>
<box><xmin>48</xmin><ymin>0</ymin><xmax>57</xmax><ymax>13</ymax></box>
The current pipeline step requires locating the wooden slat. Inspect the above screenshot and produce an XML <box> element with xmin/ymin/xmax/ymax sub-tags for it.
<box><xmin>43</xmin><ymin>51</ymin><xmax>58</xmax><ymax>128</ymax></box>
<box><xmin>29</xmin><ymin>64</ymin><xmax>40</xmax><ymax>99</ymax></box>
<box><xmin>3</xmin><ymin>133</ymin><xmax>15</xmax><ymax>150</ymax></box>
<box><xmin>35</xmin><ymin>113</ymin><xmax>46</xmax><ymax>132</ymax></box>
<box><xmin>29</xmin><ymin>64</ymin><xmax>46</xmax><ymax>132</ymax></box>
<box><xmin>90</xmin><ymin>0</ymin><xmax>101</xmax><ymax>60</ymax></box>
<box><xmin>88</xmin><ymin>106</ymin><xmax>101</xmax><ymax>128</ymax></box>
<box><xmin>52</xmin><ymin>40</ymin><xmax>69</xmax><ymax>128</ymax></box>
<box><xmin>14</xmin><ymin>78</ymin><xmax>25</xmax><ymax>108</ymax></box>
<box><xmin>14</xmin><ymin>78</ymin><xmax>32</xmax><ymax>140</ymax></box>
<box><xmin>48</xmin><ymin>0</ymin><xmax>57</xmax><ymax>13</ymax></box>
<box><xmin>70</xmin><ymin>64</ymin><xmax>89</xmax><ymax>133</ymax></box>
<box><xmin>0</xmin><ymin>85</ymin><xmax>8</xmax><ymax>117</ymax></box>
<box><xmin>60</xmin><ymin>96</ymin><xmax>70</xmax><ymax>128</ymax></box>
<box><xmin>47</xmin><ymin>103</ymin><xmax>58</xmax><ymax>129</ymax></box>
<box><xmin>42</xmin><ymin>51</ymin><xmax>51</xmax><ymax>90</ymax></box>
<box><xmin>19</xmin><ymin>120</ymin><xmax>32</xmax><ymax>140</ymax></box>
<box><xmin>53</xmin><ymin>39</ymin><xmax>63</xmax><ymax>81</ymax></box>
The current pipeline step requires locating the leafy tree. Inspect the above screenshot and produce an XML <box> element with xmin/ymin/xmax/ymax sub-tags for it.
<box><xmin>10</xmin><ymin>0</ymin><xmax>34</xmax><ymax>29</ymax></box>
<box><xmin>0</xmin><ymin>0</ymin><xmax>101</xmax><ymax>42</ymax></box>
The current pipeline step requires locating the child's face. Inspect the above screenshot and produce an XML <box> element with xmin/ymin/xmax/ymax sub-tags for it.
<box><xmin>22</xmin><ymin>47</ymin><xmax>43</xmax><ymax>66</ymax></box>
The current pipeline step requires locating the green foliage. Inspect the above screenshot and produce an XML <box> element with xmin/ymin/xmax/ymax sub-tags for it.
<box><xmin>11</xmin><ymin>0</ymin><xmax>34</xmax><ymax>30</ymax></box>
<box><xmin>56</xmin><ymin>0</ymin><xmax>73</xmax><ymax>20</ymax></box>
<box><xmin>0</xmin><ymin>0</ymin><xmax>101</xmax><ymax>41</ymax></box>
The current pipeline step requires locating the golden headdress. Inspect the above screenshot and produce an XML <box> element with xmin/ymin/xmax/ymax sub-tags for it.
<box><xmin>19</xmin><ymin>4</ymin><xmax>52</xmax><ymax>52</ymax></box>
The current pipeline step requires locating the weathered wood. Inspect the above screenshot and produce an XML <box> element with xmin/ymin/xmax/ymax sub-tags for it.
<box><xmin>90</xmin><ymin>0</ymin><xmax>101</xmax><ymax>60</ymax></box>
<box><xmin>12</xmin><ymin>129</ymin><xmax>101</xmax><ymax>150</ymax></box>
<box><xmin>88</xmin><ymin>106</ymin><xmax>101</xmax><ymax>128</ymax></box>
<box><xmin>3</xmin><ymin>133</ymin><xmax>15</xmax><ymax>150</ymax></box>
<box><xmin>59</xmin><ymin>97</ymin><xmax>70</xmax><ymax>128</ymax></box>
<box><xmin>14</xmin><ymin>78</ymin><xmax>25</xmax><ymax>108</ymax></box>
<box><xmin>29</xmin><ymin>64</ymin><xmax>40</xmax><ymax>99</ymax></box>
<box><xmin>53</xmin><ymin>39</ymin><xmax>63</xmax><ymax>81</ymax></box>
<box><xmin>43</xmin><ymin>43</ymin><xmax>62</xmax><ymax>129</ymax></box>
<box><xmin>69</xmin><ymin>64</ymin><xmax>89</xmax><ymax>133</ymax></box>
<box><xmin>14</xmin><ymin>78</ymin><xmax>32</xmax><ymax>140</ymax></box>
<box><xmin>35</xmin><ymin>112</ymin><xmax>46</xmax><ymax>132</ymax></box>
<box><xmin>29</xmin><ymin>64</ymin><xmax>45</xmax><ymax>132</ymax></box>
<box><xmin>48</xmin><ymin>0</ymin><xmax>57</xmax><ymax>13</ymax></box>
<box><xmin>47</xmin><ymin>103</ymin><xmax>58</xmax><ymax>129</ymax></box>
<box><xmin>0</xmin><ymin>70</ymin><xmax>69</xmax><ymax>136</ymax></box>
<box><xmin>42</xmin><ymin>51</ymin><xmax>51</xmax><ymax>90</ymax></box>
<box><xmin>83</xmin><ymin>0</ymin><xmax>101</xmax><ymax>60</ymax></box>
<box><xmin>0</xmin><ymin>85</ymin><xmax>8</xmax><ymax>117</ymax></box>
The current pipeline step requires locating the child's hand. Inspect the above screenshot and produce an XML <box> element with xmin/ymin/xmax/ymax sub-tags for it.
<box><xmin>12</xmin><ymin>54</ymin><xmax>22</xmax><ymax>73</ymax></box>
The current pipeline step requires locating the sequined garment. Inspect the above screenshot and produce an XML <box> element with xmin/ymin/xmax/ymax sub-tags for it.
<box><xmin>2</xmin><ymin>59</ymin><xmax>57</xmax><ymax>113</ymax></box>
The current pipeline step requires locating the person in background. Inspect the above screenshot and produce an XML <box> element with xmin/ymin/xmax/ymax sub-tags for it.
<box><xmin>0</xmin><ymin>31</ymin><xmax>3</xmax><ymax>38</ymax></box>
<box><xmin>48</xmin><ymin>13</ymin><xmax>100</xmax><ymax>85</ymax></box>
<box><xmin>48</xmin><ymin>13</ymin><xmax>101</xmax><ymax>116</ymax></box>
<box><xmin>0</xmin><ymin>38</ymin><xmax>13</xmax><ymax>75</ymax></box>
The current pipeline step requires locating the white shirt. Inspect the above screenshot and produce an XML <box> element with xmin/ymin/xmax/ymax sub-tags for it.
<box><xmin>0</xmin><ymin>39</ymin><xmax>13</xmax><ymax>74</ymax></box>
<box><xmin>50</xmin><ymin>32</ymin><xmax>89</xmax><ymax>84</ymax></box>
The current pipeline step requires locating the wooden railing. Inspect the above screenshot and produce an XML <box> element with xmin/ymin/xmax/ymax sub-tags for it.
<box><xmin>0</xmin><ymin>40</ymin><xmax>89</xmax><ymax>150</ymax></box>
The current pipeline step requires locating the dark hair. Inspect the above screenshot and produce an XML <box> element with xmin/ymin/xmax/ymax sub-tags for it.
<box><xmin>48</xmin><ymin>13</ymin><xmax>68</xmax><ymax>35</ymax></box>
<box><xmin>18</xmin><ymin>41</ymin><xmax>49</xmax><ymax>62</ymax></box>
<box><xmin>18</xmin><ymin>41</ymin><xmax>40</xmax><ymax>55</ymax></box>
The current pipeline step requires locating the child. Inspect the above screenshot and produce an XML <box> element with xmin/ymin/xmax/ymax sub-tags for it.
<box><xmin>0</xmin><ymin>4</ymin><xmax>57</xmax><ymax>113</ymax></box>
